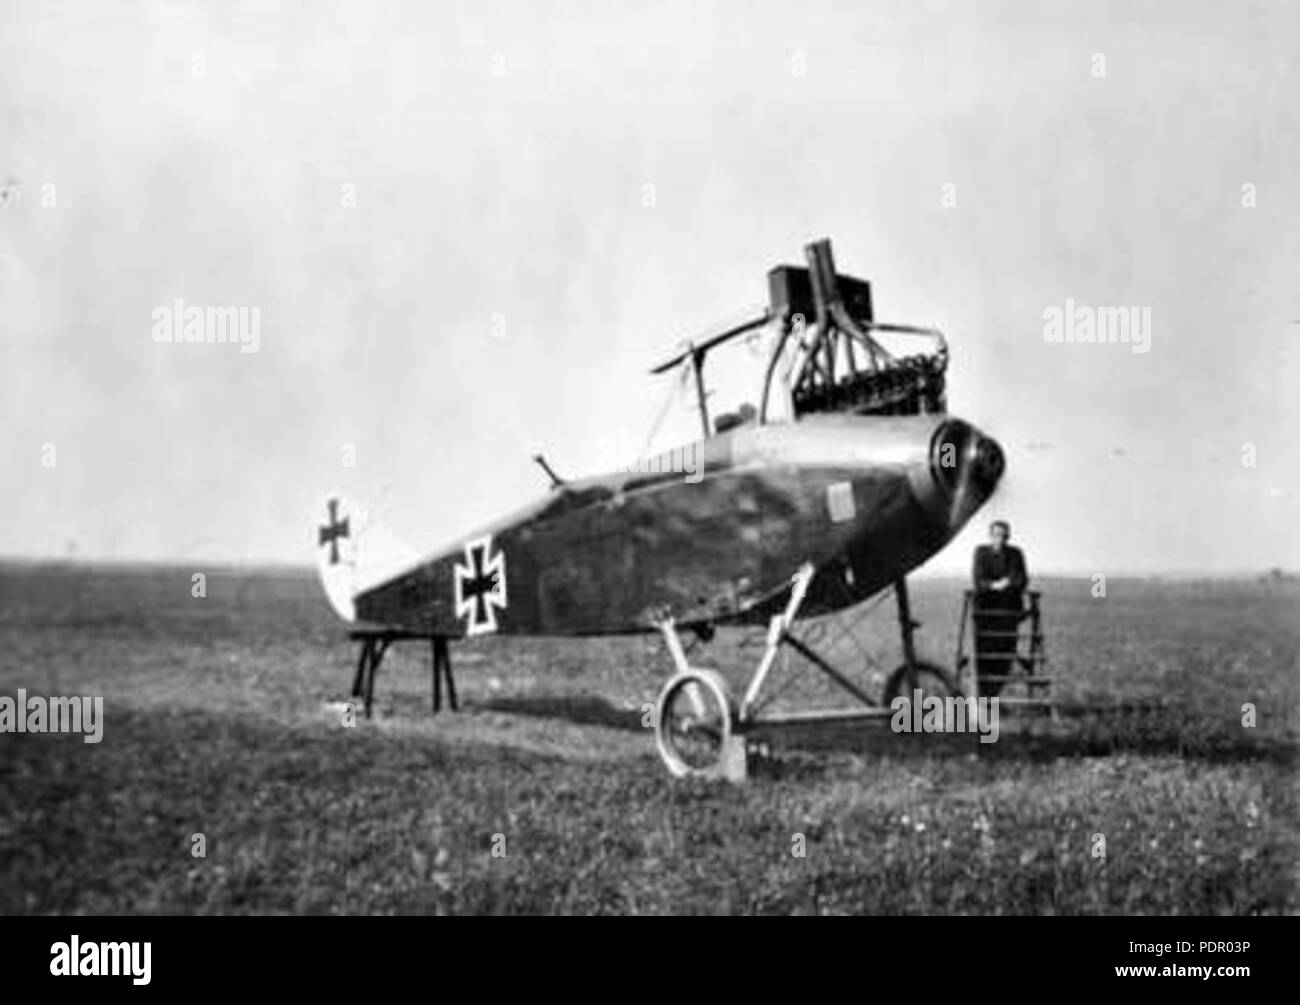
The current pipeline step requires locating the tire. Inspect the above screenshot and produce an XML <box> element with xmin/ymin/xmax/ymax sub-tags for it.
<box><xmin>882</xmin><ymin>660</ymin><xmax>962</xmax><ymax>705</ymax></box>
<box><xmin>654</xmin><ymin>669</ymin><xmax>735</xmax><ymax>778</ymax></box>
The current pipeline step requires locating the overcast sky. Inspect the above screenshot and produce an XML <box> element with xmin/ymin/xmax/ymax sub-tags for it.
<box><xmin>1</xmin><ymin>0</ymin><xmax>1296</xmax><ymax>574</ymax></box>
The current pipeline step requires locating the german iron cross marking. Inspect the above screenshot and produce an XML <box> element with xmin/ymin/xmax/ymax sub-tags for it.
<box><xmin>454</xmin><ymin>536</ymin><xmax>507</xmax><ymax>635</ymax></box>
<box><xmin>319</xmin><ymin>499</ymin><xmax>350</xmax><ymax>565</ymax></box>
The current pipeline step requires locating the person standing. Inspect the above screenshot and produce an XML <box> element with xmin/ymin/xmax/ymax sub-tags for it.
<box><xmin>971</xmin><ymin>520</ymin><xmax>1028</xmax><ymax>697</ymax></box>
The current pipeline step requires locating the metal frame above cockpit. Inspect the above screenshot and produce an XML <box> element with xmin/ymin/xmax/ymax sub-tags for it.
<box><xmin>650</xmin><ymin>239</ymin><xmax>951</xmax><ymax>438</ymax></box>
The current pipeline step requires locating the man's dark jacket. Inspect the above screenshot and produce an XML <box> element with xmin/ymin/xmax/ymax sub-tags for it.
<box><xmin>972</xmin><ymin>544</ymin><xmax>1028</xmax><ymax>607</ymax></box>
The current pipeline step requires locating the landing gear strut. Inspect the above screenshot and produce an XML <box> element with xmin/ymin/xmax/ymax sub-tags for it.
<box><xmin>653</xmin><ymin>568</ymin><xmax>954</xmax><ymax>780</ymax></box>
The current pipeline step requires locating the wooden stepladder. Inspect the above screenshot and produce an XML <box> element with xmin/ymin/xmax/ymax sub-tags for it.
<box><xmin>954</xmin><ymin>590</ymin><xmax>1051</xmax><ymax>709</ymax></box>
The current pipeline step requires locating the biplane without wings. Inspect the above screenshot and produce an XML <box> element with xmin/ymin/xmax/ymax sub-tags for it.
<box><xmin>316</xmin><ymin>238</ymin><xmax>1008</xmax><ymax>778</ymax></box>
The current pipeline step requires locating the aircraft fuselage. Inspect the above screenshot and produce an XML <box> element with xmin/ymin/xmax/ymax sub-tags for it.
<box><xmin>353</xmin><ymin>412</ymin><xmax>1004</xmax><ymax>636</ymax></box>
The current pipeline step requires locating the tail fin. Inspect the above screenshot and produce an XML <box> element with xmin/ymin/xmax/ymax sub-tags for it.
<box><xmin>314</xmin><ymin>493</ymin><xmax>418</xmax><ymax>622</ymax></box>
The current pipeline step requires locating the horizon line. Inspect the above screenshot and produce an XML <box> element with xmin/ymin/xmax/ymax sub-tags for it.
<box><xmin>0</xmin><ymin>555</ymin><xmax>1293</xmax><ymax>581</ymax></box>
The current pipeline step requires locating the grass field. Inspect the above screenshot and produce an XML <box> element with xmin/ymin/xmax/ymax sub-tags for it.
<box><xmin>0</xmin><ymin>563</ymin><xmax>1295</xmax><ymax>914</ymax></box>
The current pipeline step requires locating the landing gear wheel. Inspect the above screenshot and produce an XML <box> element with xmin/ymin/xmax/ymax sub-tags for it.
<box><xmin>654</xmin><ymin>669</ymin><xmax>736</xmax><ymax>778</ymax></box>
<box><xmin>882</xmin><ymin>660</ymin><xmax>961</xmax><ymax>705</ymax></box>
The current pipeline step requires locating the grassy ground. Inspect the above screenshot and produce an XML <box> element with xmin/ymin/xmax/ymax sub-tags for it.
<box><xmin>0</xmin><ymin>563</ymin><xmax>1295</xmax><ymax>914</ymax></box>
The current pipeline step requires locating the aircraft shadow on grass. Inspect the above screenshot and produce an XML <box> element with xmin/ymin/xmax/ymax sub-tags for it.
<box><xmin>476</xmin><ymin>693</ymin><xmax>648</xmax><ymax>732</ymax></box>
<box><xmin>744</xmin><ymin>710</ymin><xmax>1293</xmax><ymax>770</ymax></box>
<box><xmin>461</xmin><ymin>694</ymin><xmax>1292</xmax><ymax>776</ymax></box>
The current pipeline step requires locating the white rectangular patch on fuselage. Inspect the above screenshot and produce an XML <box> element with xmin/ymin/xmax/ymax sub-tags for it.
<box><xmin>827</xmin><ymin>481</ymin><xmax>855</xmax><ymax>523</ymax></box>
